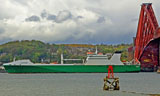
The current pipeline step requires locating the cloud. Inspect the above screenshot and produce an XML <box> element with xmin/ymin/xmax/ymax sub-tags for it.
<box><xmin>47</xmin><ymin>14</ymin><xmax>56</xmax><ymax>21</ymax></box>
<box><xmin>41</xmin><ymin>10</ymin><xmax>48</xmax><ymax>19</ymax></box>
<box><xmin>0</xmin><ymin>0</ymin><xmax>159</xmax><ymax>44</ymax></box>
<box><xmin>25</xmin><ymin>15</ymin><xmax>40</xmax><ymax>22</ymax></box>
<box><xmin>77</xmin><ymin>16</ymin><xmax>83</xmax><ymax>19</ymax></box>
<box><xmin>0</xmin><ymin>27</ymin><xmax>5</xmax><ymax>33</ymax></box>
<box><xmin>0</xmin><ymin>0</ymin><xmax>28</xmax><ymax>20</ymax></box>
<box><xmin>41</xmin><ymin>10</ymin><xmax>72</xmax><ymax>23</ymax></box>
<box><xmin>97</xmin><ymin>16</ymin><xmax>105</xmax><ymax>23</ymax></box>
<box><xmin>55</xmin><ymin>10</ymin><xmax>72</xmax><ymax>23</ymax></box>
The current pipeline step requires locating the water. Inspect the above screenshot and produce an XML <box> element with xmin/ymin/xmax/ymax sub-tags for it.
<box><xmin>0</xmin><ymin>73</ymin><xmax>159</xmax><ymax>96</ymax></box>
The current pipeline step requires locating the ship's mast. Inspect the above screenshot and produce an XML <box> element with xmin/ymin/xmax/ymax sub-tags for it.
<box><xmin>61</xmin><ymin>54</ymin><xmax>63</xmax><ymax>64</ymax></box>
<box><xmin>95</xmin><ymin>46</ymin><xmax>98</xmax><ymax>54</ymax></box>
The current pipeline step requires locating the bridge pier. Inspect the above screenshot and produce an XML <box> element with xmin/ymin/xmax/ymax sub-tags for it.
<box><xmin>139</xmin><ymin>38</ymin><xmax>160</xmax><ymax>72</ymax></box>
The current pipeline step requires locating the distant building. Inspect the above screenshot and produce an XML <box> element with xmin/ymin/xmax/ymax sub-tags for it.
<box><xmin>87</xmin><ymin>52</ymin><xmax>94</xmax><ymax>55</ymax></box>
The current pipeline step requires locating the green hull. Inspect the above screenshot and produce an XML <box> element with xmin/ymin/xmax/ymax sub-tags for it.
<box><xmin>3</xmin><ymin>64</ymin><xmax>140</xmax><ymax>73</ymax></box>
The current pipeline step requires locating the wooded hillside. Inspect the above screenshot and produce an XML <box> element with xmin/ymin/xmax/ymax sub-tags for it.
<box><xmin>0</xmin><ymin>40</ymin><xmax>132</xmax><ymax>63</ymax></box>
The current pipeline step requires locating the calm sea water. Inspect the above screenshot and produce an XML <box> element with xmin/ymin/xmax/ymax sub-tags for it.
<box><xmin>0</xmin><ymin>73</ymin><xmax>159</xmax><ymax>96</ymax></box>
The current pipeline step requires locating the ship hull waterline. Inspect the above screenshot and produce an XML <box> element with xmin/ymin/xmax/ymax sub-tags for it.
<box><xmin>3</xmin><ymin>64</ymin><xmax>140</xmax><ymax>73</ymax></box>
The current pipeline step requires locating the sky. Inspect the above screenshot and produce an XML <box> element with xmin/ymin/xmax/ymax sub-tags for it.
<box><xmin>0</xmin><ymin>0</ymin><xmax>159</xmax><ymax>44</ymax></box>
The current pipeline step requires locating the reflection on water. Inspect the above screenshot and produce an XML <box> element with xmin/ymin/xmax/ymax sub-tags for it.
<box><xmin>0</xmin><ymin>73</ymin><xmax>159</xmax><ymax>96</ymax></box>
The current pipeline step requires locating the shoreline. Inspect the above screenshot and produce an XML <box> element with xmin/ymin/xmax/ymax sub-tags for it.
<box><xmin>122</xmin><ymin>91</ymin><xmax>160</xmax><ymax>96</ymax></box>
<box><xmin>147</xmin><ymin>94</ymin><xmax>160</xmax><ymax>96</ymax></box>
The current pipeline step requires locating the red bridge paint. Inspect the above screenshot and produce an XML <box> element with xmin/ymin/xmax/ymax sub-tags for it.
<box><xmin>134</xmin><ymin>3</ymin><xmax>160</xmax><ymax>71</ymax></box>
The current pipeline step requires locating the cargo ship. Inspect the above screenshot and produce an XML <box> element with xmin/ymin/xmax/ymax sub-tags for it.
<box><xmin>3</xmin><ymin>51</ymin><xmax>140</xmax><ymax>73</ymax></box>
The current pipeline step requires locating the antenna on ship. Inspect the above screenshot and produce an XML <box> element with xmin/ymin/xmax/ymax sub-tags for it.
<box><xmin>95</xmin><ymin>46</ymin><xmax>98</xmax><ymax>54</ymax></box>
<box><xmin>61</xmin><ymin>54</ymin><xmax>63</xmax><ymax>64</ymax></box>
<box><xmin>13</xmin><ymin>56</ymin><xmax>16</xmax><ymax>62</ymax></box>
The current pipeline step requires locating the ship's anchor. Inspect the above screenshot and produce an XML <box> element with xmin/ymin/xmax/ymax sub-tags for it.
<box><xmin>103</xmin><ymin>65</ymin><xmax>120</xmax><ymax>90</ymax></box>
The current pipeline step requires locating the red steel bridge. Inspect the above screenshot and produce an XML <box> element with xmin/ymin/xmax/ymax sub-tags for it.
<box><xmin>134</xmin><ymin>3</ymin><xmax>160</xmax><ymax>71</ymax></box>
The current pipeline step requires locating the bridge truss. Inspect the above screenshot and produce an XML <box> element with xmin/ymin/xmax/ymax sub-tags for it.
<box><xmin>134</xmin><ymin>3</ymin><xmax>160</xmax><ymax>71</ymax></box>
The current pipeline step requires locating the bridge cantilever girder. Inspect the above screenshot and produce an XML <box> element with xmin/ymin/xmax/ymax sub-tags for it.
<box><xmin>134</xmin><ymin>3</ymin><xmax>160</xmax><ymax>71</ymax></box>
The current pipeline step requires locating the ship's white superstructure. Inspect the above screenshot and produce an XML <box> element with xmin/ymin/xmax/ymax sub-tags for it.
<box><xmin>85</xmin><ymin>51</ymin><xmax>124</xmax><ymax>65</ymax></box>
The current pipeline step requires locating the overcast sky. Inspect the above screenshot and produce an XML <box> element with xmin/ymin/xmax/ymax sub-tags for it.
<box><xmin>0</xmin><ymin>0</ymin><xmax>159</xmax><ymax>44</ymax></box>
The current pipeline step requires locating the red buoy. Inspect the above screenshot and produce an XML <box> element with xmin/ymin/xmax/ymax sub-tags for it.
<box><xmin>107</xmin><ymin>65</ymin><xmax>114</xmax><ymax>78</ymax></box>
